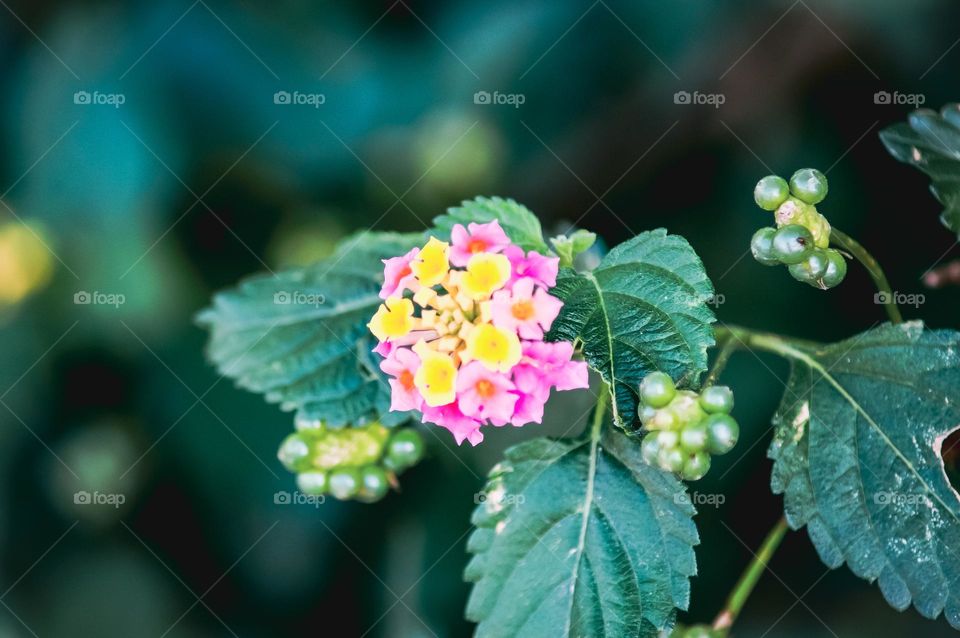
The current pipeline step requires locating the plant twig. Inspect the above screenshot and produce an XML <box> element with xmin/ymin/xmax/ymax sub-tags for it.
<box><xmin>830</xmin><ymin>228</ymin><xmax>903</xmax><ymax>324</ymax></box>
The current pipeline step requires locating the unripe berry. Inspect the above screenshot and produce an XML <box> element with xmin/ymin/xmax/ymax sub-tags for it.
<box><xmin>820</xmin><ymin>249</ymin><xmax>847</xmax><ymax>289</ymax></box>
<box><xmin>658</xmin><ymin>447</ymin><xmax>685</xmax><ymax>473</ymax></box>
<box><xmin>681</xmin><ymin>452</ymin><xmax>711</xmax><ymax>481</ymax></box>
<box><xmin>705</xmin><ymin>414</ymin><xmax>740</xmax><ymax>455</ymax></box>
<box><xmin>641</xmin><ymin>433</ymin><xmax>661</xmax><ymax>466</ymax></box>
<box><xmin>669</xmin><ymin>391</ymin><xmax>707</xmax><ymax>426</ymax></box>
<box><xmin>638</xmin><ymin>404</ymin><xmax>658</xmax><ymax>425</ymax></box>
<box><xmin>651</xmin><ymin>408</ymin><xmax>678</xmax><ymax>431</ymax></box>
<box><xmin>772</xmin><ymin>224</ymin><xmax>814</xmax><ymax>265</ymax></box>
<box><xmin>679</xmin><ymin>421</ymin><xmax>709</xmax><ymax>453</ymax></box>
<box><xmin>383</xmin><ymin>429</ymin><xmax>425</xmax><ymax>472</ymax></box>
<box><xmin>750</xmin><ymin>227</ymin><xmax>780</xmax><ymax>266</ymax></box>
<box><xmin>328</xmin><ymin>467</ymin><xmax>361</xmax><ymax>500</ymax></box>
<box><xmin>278</xmin><ymin>433</ymin><xmax>313</xmax><ymax>473</ymax></box>
<box><xmin>754</xmin><ymin>175</ymin><xmax>790</xmax><ymax>211</ymax></box>
<box><xmin>657</xmin><ymin>429</ymin><xmax>680</xmax><ymax>449</ymax></box>
<box><xmin>789</xmin><ymin>168</ymin><xmax>828</xmax><ymax>205</ymax></box>
<box><xmin>699</xmin><ymin>385</ymin><xmax>734</xmax><ymax>414</ymax></box>
<box><xmin>296</xmin><ymin>471</ymin><xmax>328</xmax><ymax>495</ymax></box>
<box><xmin>639</xmin><ymin>371</ymin><xmax>676</xmax><ymax>408</ymax></box>
<box><xmin>788</xmin><ymin>249</ymin><xmax>830</xmax><ymax>285</ymax></box>
<box><xmin>357</xmin><ymin>465</ymin><xmax>390</xmax><ymax>503</ymax></box>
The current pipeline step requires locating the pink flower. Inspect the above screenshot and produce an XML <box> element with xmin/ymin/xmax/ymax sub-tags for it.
<box><xmin>380</xmin><ymin>247</ymin><xmax>420</xmax><ymax>299</ymax></box>
<box><xmin>456</xmin><ymin>361</ymin><xmax>518</xmax><ymax>426</ymax></box>
<box><xmin>421</xmin><ymin>402</ymin><xmax>484</xmax><ymax>446</ymax></box>
<box><xmin>449</xmin><ymin>220</ymin><xmax>510</xmax><ymax>267</ymax></box>
<box><xmin>379</xmin><ymin>347</ymin><xmax>422</xmax><ymax>411</ymax></box>
<box><xmin>504</xmin><ymin>245</ymin><xmax>559</xmax><ymax>289</ymax></box>
<box><xmin>522</xmin><ymin>341</ymin><xmax>589</xmax><ymax>391</ymax></box>
<box><xmin>510</xmin><ymin>371</ymin><xmax>548</xmax><ymax>426</ymax></box>
<box><xmin>491</xmin><ymin>278</ymin><xmax>563</xmax><ymax>339</ymax></box>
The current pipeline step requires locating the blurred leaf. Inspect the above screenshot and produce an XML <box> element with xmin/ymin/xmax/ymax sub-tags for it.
<box><xmin>197</xmin><ymin>232</ymin><xmax>421</xmax><ymax>428</ymax></box>
<box><xmin>464</xmin><ymin>421</ymin><xmax>698</xmax><ymax>637</ymax></box>
<box><xmin>880</xmin><ymin>103</ymin><xmax>960</xmax><ymax>237</ymax></box>
<box><xmin>768</xmin><ymin>321</ymin><xmax>960</xmax><ymax>628</ymax></box>
<box><xmin>551</xmin><ymin>229</ymin><xmax>597</xmax><ymax>268</ymax></box>
<box><xmin>432</xmin><ymin>196</ymin><xmax>550</xmax><ymax>254</ymax></box>
<box><xmin>548</xmin><ymin>230</ymin><xmax>716</xmax><ymax>428</ymax></box>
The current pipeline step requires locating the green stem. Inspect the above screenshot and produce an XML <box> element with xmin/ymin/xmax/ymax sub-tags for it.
<box><xmin>703</xmin><ymin>334</ymin><xmax>738</xmax><ymax>388</ymax></box>
<box><xmin>590</xmin><ymin>381</ymin><xmax>610</xmax><ymax>438</ymax></box>
<box><xmin>830</xmin><ymin>228</ymin><xmax>903</xmax><ymax>324</ymax></box>
<box><xmin>713</xmin><ymin>516</ymin><xmax>790</xmax><ymax>633</ymax></box>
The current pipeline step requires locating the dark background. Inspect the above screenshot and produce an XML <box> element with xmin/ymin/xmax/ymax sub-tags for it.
<box><xmin>1</xmin><ymin>1</ymin><xmax>959</xmax><ymax>636</ymax></box>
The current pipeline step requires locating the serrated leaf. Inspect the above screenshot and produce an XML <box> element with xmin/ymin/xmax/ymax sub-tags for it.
<box><xmin>432</xmin><ymin>196</ymin><xmax>550</xmax><ymax>254</ymax></box>
<box><xmin>465</xmin><ymin>420</ymin><xmax>699</xmax><ymax>638</ymax></box>
<box><xmin>767</xmin><ymin>321</ymin><xmax>960</xmax><ymax>628</ymax></box>
<box><xmin>197</xmin><ymin>232</ymin><xmax>422</xmax><ymax>428</ymax></box>
<box><xmin>547</xmin><ymin>229</ymin><xmax>716</xmax><ymax>428</ymax></box>
<box><xmin>880</xmin><ymin>104</ymin><xmax>960</xmax><ymax>237</ymax></box>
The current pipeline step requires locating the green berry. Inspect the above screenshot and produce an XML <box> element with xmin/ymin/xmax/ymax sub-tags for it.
<box><xmin>638</xmin><ymin>404</ymin><xmax>658</xmax><ymax>424</ymax></box>
<box><xmin>669</xmin><ymin>391</ymin><xmax>707</xmax><ymax>426</ymax></box>
<box><xmin>296</xmin><ymin>471</ymin><xmax>328</xmax><ymax>495</ymax></box>
<box><xmin>774</xmin><ymin>197</ymin><xmax>807</xmax><ymax>227</ymax></box>
<box><xmin>679</xmin><ymin>421</ymin><xmax>709</xmax><ymax>453</ymax></box>
<box><xmin>771</xmin><ymin>224</ymin><xmax>814</xmax><ymax>265</ymax></box>
<box><xmin>750</xmin><ymin>227</ymin><xmax>780</xmax><ymax>266</ymax></box>
<box><xmin>754</xmin><ymin>175</ymin><xmax>790</xmax><ymax>211</ymax></box>
<box><xmin>658</xmin><ymin>447</ymin><xmax>685</xmax><ymax>473</ymax></box>
<box><xmin>650</xmin><ymin>408</ymin><xmax>678</xmax><ymax>431</ymax></box>
<box><xmin>705</xmin><ymin>414</ymin><xmax>740</xmax><ymax>455</ymax></box>
<box><xmin>681</xmin><ymin>452</ymin><xmax>712</xmax><ymax>481</ymax></box>
<box><xmin>788</xmin><ymin>248</ymin><xmax>830</xmax><ymax>285</ymax></box>
<box><xmin>357</xmin><ymin>465</ymin><xmax>390</xmax><ymax>503</ymax></box>
<box><xmin>789</xmin><ymin>168</ymin><xmax>828</xmax><ymax>205</ymax></box>
<box><xmin>657</xmin><ymin>429</ymin><xmax>680</xmax><ymax>449</ymax></box>
<box><xmin>328</xmin><ymin>467</ymin><xmax>361</xmax><ymax>500</ymax></box>
<box><xmin>383</xmin><ymin>429</ymin><xmax>425</xmax><ymax>472</ymax></box>
<box><xmin>699</xmin><ymin>385</ymin><xmax>734</xmax><ymax>414</ymax></box>
<box><xmin>641</xmin><ymin>433</ymin><xmax>661</xmax><ymax>466</ymax></box>
<box><xmin>820</xmin><ymin>249</ymin><xmax>847</xmax><ymax>289</ymax></box>
<box><xmin>278</xmin><ymin>433</ymin><xmax>313</xmax><ymax>473</ymax></box>
<box><xmin>639</xmin><ymin>371</ymin><xmax>676</xmax><ymax>408</ymax></box>
<box><xmin>796</xmin><ymin>208</ymin><xmax>831</xmax><ymax>248</ymax></box>
<box><xmin>683</xmin><ymin>625</ymin><xmax>716</xmax><ymax>638</ymax></box>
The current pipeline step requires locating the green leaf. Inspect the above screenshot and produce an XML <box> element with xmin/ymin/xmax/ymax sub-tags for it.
<box><xmin>767</xmin><ymin>322</ymin><xmax>960</xmax><ymax>628</ymax></box>
<box><xmin>464</xmin><ymin>419</ymin><xmax>699</xmax><ymax>637</ymax></box>
<box><xmin>432</xmin><ymin>196</ymin><xmax>550</xmax><ymax>254</ymax></box>
<box><xmin>880</xmin><ymin>104</ymin><xmax>960</xmax><ymax>237</ymax></box>
<box><xmin>551</xmin><ymin>229</ymin><xmax>597</xmax><ymax>268</ymax></box>
<box><xmin>548</xmin><ymin>229</ymin><xmax>716</xmax><ymax>428</ymax></box>
<box><xmin>196</xmin><ymin>232</ymin><xmax>422</xmax><ymax>428</ymax></box>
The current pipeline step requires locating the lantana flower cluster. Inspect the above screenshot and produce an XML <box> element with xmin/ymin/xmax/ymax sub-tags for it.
<box><xmin>368</xmin><ymin>220</ymin><xmax>588</xmax><ymax>445</ymax></box>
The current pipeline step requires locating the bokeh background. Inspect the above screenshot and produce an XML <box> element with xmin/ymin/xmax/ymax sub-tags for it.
<box><xmin>1</xmin><ymin>1</ymin><xmax>959</xmax><ymax>636</ymax></box>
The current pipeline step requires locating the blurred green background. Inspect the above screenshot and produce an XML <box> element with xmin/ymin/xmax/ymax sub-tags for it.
<box><xmin>1</xmin><ymin>1</ymin><xmax>959</xmax><ymax>636</ymax></box>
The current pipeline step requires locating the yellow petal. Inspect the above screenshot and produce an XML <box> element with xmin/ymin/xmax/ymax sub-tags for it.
<box><xmin>414</xmin><ymin>350</ymin><xmax>458</xmax><ymax>406</ymax></box>
<box><xmin>367</xmin><ymin>296</ymin><xmax>414</xmax><ymax>341</ymax></box>
<box><xmin>461</xmin><ymin>253</ymin><xmax>511</xmax><ymax>300</ymax></box>
<box><xmin>465</xmin><ymin>323</ymin><xmax>521</xmax><ymax>372</ymax></box>
<box><xmin>411</xmin><ymin>237</ymin><xmax>450</xmax><ymax>288</ymax></box>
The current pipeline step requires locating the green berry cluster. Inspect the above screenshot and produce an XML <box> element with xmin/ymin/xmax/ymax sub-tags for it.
<box><xmin>751</xmin><ymin>169</ymin><xmax>847</xmax><ymax>289</ymax></box>
<box><xmin>637</xmin><ymin>372</ymin><xmax>739</xmax><ymax>481</ymax></box>
<box><xmin>277</xmin><ymin>420</ymin><xmax>424</xmax><ymax>503</ymax></box>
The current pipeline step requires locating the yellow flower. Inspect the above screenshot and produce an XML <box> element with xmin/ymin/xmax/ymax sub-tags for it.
<box><xmin>411</xmin><ymin>237</ymin><xmax>450</xmax><ymax>288</ymax></box>
<box><xmin>464</xmin><ymin>323</ymin><xmax>521</xmax><ymax>372</ymax></box>
<box><xmin>460</xmin><ymin>253</ymin><xmax>511</xmax><ymax>300</ymax></box>
<box><xmin>414</xmin><ymin>348</ymin><xmax>458</xmax><ymax>406</ymax></box>
<box><xmin>368</xmin><ymin>296</ymin><xmax>414</xmax><ymax>341</ymax></box>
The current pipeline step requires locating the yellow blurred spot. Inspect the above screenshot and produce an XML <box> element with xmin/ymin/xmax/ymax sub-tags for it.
<box><xmin>0</xmin><ymin>221</ymin><xmax>54</xmax><ymax>305</ymax></box>
<box><xmin>465</xmin><ymin>323</ymin><xmax>521</xmax><ymax>372</ymax></box>
<box><xmin>411</xmin><ymin>237</ymin><xmax>449</xmax><ymax>288</ymax></box>
<box><xmin>414</xmin><ymin>349</ymin><xmax>457</xmax><ymax>406</ymax></box>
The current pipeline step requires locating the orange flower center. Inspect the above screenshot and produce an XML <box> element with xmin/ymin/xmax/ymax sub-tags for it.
<box><xmin>475</xmin><ymin>379</ymin><xmax>496</xmax><ymax>398</ymax></box>
<box><xmin>467</xmin><ymin>238</ymin><xmax>488</xmax><ymax>254</ymax></box>
<box><xmin>398</xmin><ymin>265</ymin><xmax>412</xmax><ymax>279</ymax></box>
<box><xmin>399</xmin><ymin>370</ymin><xmax>415</xmax><ymax>391</ymax></box>
<box><xmin>511</xmin><ymin>300</ymin><xmax>535</xmax><ymax>321</ymax></box>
